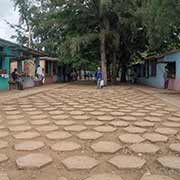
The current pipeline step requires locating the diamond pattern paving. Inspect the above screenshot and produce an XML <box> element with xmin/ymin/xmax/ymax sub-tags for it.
<box><xmin>129</xmin><ymin>143</ymin><xmax>160</xmax><ymax>154</ymax></box>
<box><xmin>119</xmin><ymin>134</ymin><xmax>145</xmax><ymax>143</ymax></box>
<box><xmin>16</xmin><ymin>153</ymin><xmax>53</xmax><ymax>169</ymax></box>
<box><xmin>77</xmin><ymin>131</ymin><xmax>103</xmax><ymax>140</ymax></box>
<box><xmin>96</xmin><ymin>116</ymin><xmax>114</xmax><ymax>121</ymax></box>
<box><xmin>123</xmin><ymin>126</ymin><xmax>147</xmax><ymax>133</ymax></box>
<box><xmin>0</xmin><ymin>141</ymin><xmax>8</xmax><ymax>149</ymax></box>
<box><xmin>158</xmin><ymin>156</ymin><xmax>180</xmax><ymax>170</ymax></box>
<box><xmin>58</xmin><ymin>177</ymin><xmax>67</xmax><ymax>180</ymax></box>
<box><xmin>51</xmin><ymin>141</ymin><xmax>81</xmax><ymax>152</ymax></box>
<box><xmin>0</xmin><ymin>84</ymin><xmax>180</xmax><ymax>180</ymax></box>
<box><xmin>94</xmin><ymin>126</ymin><xmax>117</xmax><ymax>133</ymax></box>
<box><xmin>84</xmin><ymin>174</ymin><xmax>124</xmax><ymax>180</ymax></box>
<box><xmin>64</xmin><ymin>125</ymin><xmax>87</xmax><ymax>132</ymax></box>
<box><xmin>109</xmin><ymin>120</ymin><xmax>129</xmax><ymax>127</ymax></box>
<box><xmin>91</xmin><ymin>141</ymin><xmax>122</xmax><ymax>153</ymax></box>
<box><xmin>46</xmin><ymin>131</ymin><xmax>72</xmax><ymax>140</ymax></box>
<box><xmin>109</xmin><ymin>155</ymin><xmax>146</xmax><ymax>169</ymax></box>
<box><xmin>62</xmin><ymin>156</ymin><xmax>98</xmax><ymax>170</ymax></box>
<box><xmin>9</xmin><ymin>125</ymin><xmax>32</xmax><ymax>132</ymax></box>
<box><xmin>84</xmin><ymin>120</ymin><xmax>104</xmax><ymax>126</ymax></box>
<box><xmin>14</xmin><ymin>141</ymin><xmax>45</xmax><ymax>151</ymax></box>
<box><xmin>0</xmin><ymin>154</ymin><xmax>8</xmax><ymax>163</ymax></box>
<box><xmin>13</xmin><ymin>131</ymin><xmax>40</xmax><ymax>139</ymax></box>
<box><xmin>0</xmin><ymin>172</ymin><xmax>9</xmax><ymax>180</ymax></box>
<box><xmin>155</xmin><ymin>128</ymin><xmax>178</xmax><ymax>135</ymax></box>
<box><xmin>169</xmin><ymin>143</ymin><xmax>180</xmax><ymax>152</ymax></box>
<box><xmin>143</xmin><ymin>133</ymin><xmax>168</xmax><ymax>143</ymax></box>
<box><xmin>0</xmin><ymin>131</ymin><xmax>9</xmax><ymax>138</ymax></box>
<box><xmin>140</xmin><ymin>174</ymin><xmax>175</xmax><ymax>180</ymax></box>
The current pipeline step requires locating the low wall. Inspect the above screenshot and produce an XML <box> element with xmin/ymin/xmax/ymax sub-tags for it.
<box><xmin>0</xmin><ymin>78</ymin><xmax>9</xmax><ymax>90</ymax></box>
<box><xmin>45</xmin><ymin>75</ymin><xmax>57</xmax><ymax>84</ymax></box>
<box><xmin>168</xmin><ymin>78</ymin><xmax>180</xmax><ymax>91</ymax></box>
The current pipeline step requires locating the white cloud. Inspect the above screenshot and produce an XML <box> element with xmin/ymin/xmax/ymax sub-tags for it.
<box><xmin>0</xmin><ymin>0</ymin><xmax>19</xmax><ymax>42</ymax></box>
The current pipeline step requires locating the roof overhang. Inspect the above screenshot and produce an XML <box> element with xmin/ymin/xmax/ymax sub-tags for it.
<box><xmin>144</xmin><ymin>49</ymin><xmax>180</xmax><ymax>61</ymax></box>
<box><xmin>0</xmin><ymin>38</ymin><xmax>47</xmax><ymax>59</ymax></box>
<box><xmin>40</xmin><ymin>57</ymin><xmax>58</xmax><ymax>62</ymax></box>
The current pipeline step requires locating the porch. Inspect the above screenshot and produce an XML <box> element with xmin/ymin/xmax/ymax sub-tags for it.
<box><xmin>0</xmin><ymin>38</ymin><xmax>59</xmax><ymax>90</ymax></box>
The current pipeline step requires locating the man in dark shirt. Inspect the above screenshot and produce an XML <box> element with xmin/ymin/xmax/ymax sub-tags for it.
<box><xmin>12</xmin><ymin>68</ymin><xmax>19</xmax><ymax>81</ymax></box>
<box><xmin>12</xmin><ymin>68</ymin><xmax>23</xmax><ymax>90</ymax></box>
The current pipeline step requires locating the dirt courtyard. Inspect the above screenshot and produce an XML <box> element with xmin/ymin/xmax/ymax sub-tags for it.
<box><xmin>0</xmin><ymin>83</ymin><xmax>180</xmax><ymax>180</ymax></box>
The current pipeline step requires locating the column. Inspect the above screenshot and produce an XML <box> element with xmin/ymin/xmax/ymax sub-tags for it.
<box><xmin>35</xmin><ymin>57</ymin><xmax>40</xmax><ymax>69</ymax></box>
<box><xmin>17</xmin><ymin>61</ymin><xmax>22</xmax><ymax>73</ymax></box>
<box><xmin>3</xmin><ymin>47</ymin><xmax>10</xmax><ymax>74</ymax></box>
<box><xmin>0</xmin><ymin>47</ymin><xmax>10</xmax><ymax>90</ymax></box>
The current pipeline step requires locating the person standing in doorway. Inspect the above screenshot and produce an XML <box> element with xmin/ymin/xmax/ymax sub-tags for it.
<box><xmin>164</xmin><ymin>67</ymin><xmax>169</xmax><ymax>89</ymax></box>
<box><xmin>96</xmin><ymin>67</ymin><xmax>102</xmax><ymax>89</ymax></box>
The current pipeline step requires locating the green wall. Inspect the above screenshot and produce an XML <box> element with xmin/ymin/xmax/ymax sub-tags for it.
<box><xmin>0</xmin><ymin>47</ymin><xmax>10</xmax><ymax>91</ymax></box>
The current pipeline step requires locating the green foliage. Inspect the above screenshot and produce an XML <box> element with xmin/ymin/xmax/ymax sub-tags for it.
<box><xmin>141</xmin><ymin>0</ymin><xmax>180</xmax><ymax>52</ymax></box>
<box><xmin>11</xmin><ymin>0</ymin><xmax>180</xmax><ymax>72</ymax></box>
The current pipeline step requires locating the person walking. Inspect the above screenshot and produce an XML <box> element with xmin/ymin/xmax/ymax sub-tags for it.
<box><xmin>36</xmin><ymin>65</ymin><xmax>43</xmax><ymax>80</ymax></box>
<box><xmin>96</xmin><ymin>67</ymin><xmax>103</xmax><ymax>89</ymax></box>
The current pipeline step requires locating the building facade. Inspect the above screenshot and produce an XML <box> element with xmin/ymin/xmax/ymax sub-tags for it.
<box><xmin>134</xmin><ymin>50</ymin><xmax>180</xmax><ymax>90</ymax></box>
<box><xmin>0</xmin><ymin>38</ymin><xmax>59</xmax><ymax>90</ymax></box>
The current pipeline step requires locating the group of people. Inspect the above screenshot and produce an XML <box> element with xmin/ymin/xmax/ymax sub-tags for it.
<box><xmin>11</xmin><ymin>65</ymin><xmax>45</xmax><ymax>90</ymax></box>
<box><xmin>11</xmin><ymin>65</ymin><xmax>103</xmax><ymax>89</ymax></box>
<box><xmin>84</xmin><ymin>72</ymin><xmax>94</xmax><ymax>80</ymax></box>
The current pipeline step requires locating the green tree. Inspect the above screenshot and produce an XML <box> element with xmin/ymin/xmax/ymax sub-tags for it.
<box><xmin>12</xmin><ymin>0</ymin><xmax>180</xmax><ymax>83</ymax></box>
<box><xmin>141</xmin><ymin>0</ymin><xmax>180</xmax><ymax>53</ymax></box>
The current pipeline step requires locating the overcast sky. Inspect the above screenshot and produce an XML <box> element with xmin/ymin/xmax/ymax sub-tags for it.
<box><xmin>0</xmin><ymin>0</ymin><xmax>19</xmax><ymax>42</ymax></box>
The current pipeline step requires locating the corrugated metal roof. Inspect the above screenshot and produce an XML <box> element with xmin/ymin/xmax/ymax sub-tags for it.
<box><xmin>144</xmin><ymin>49</ymin><xmax>180</xmax><ymax>61</ymax></box>
<box><xmin>0</xmin><ymin>38</ymin><xmax>47</xmax><ymax>57</ymax></box>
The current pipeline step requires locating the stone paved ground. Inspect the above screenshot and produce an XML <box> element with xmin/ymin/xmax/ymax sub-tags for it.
<box><xmin>0</xmin><ymin>83</ymin><xmax>180</xmax><ymax>180</ymax></box>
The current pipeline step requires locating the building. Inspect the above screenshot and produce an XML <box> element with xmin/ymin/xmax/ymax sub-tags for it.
<box><xmin>39</xmin><ymin>57</ymin><xmax>59</xmax><ymax>84</ymax></box>
<box><xmin>0</xmin><ymin>38</ymin><xmax>59</xmax><ymax>90</ymax></box>
<box><xmin>133</xmin><ymin>50</ymin><xmax>180</xmax><ymax>90</ymax></box>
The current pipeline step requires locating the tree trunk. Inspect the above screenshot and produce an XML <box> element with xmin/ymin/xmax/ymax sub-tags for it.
<box><xmin>79</xmin><ymin>69</ymin><xmax>82</xmax><ymax>80</ymax></box>
<box><xmin>121</xmin><ymin>64</ymin><xmax>127</xmax><ymax>82</ymax></box>
<box><xmin>112</xmin><ymin>51</ymin><xmax>117</xmax><ymax>84</ymax></box>
<box><xmin>112</xmin><ymin>32</ymin><xmax>120</xmax><ymax>84</ymax></box>
<box><xmin>107</xmin><ymin>61</ymin><xmax>111</xmax><ymax>81</ymax></box>
<box><xmin>100</xmin><ymin>29</ymin><xmax>107</xmax><ymax>85</ymax></box>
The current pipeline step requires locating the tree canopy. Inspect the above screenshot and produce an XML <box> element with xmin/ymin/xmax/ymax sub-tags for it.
<box><xmin>11</xmin><ymin>0</ymin><xmax>180</xmax><ymax>82</ymax></box>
